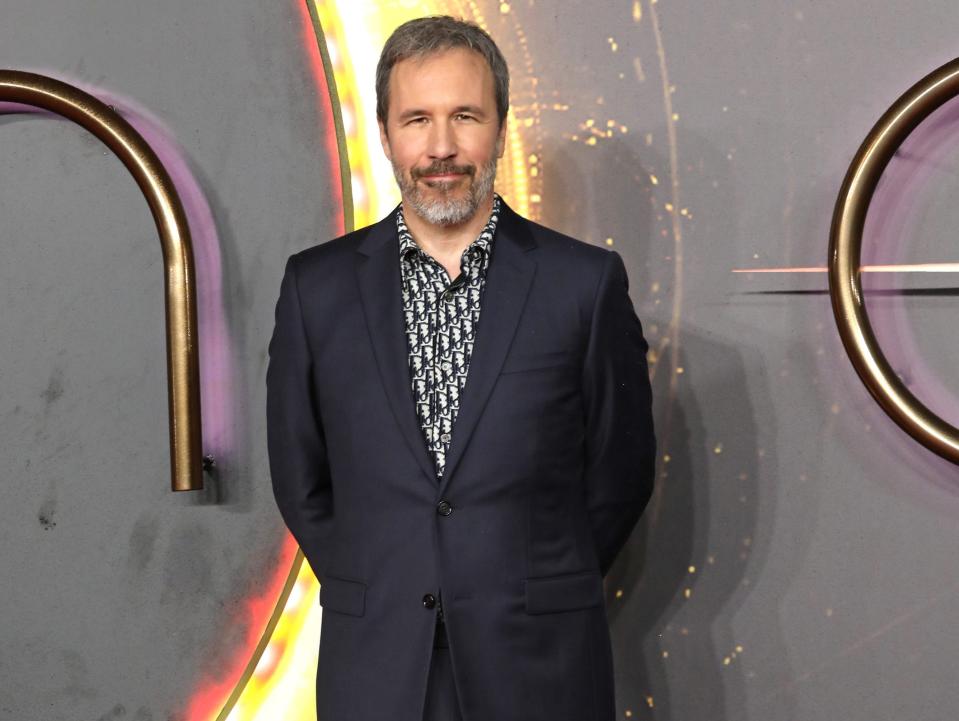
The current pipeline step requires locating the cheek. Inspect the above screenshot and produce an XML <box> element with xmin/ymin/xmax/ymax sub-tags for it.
<box><xmin>392</xmin><ymin>130</ymin><xmax>427</xmax><ymax>158</ymax></box>
<box><xmin>395</xmin><ymin>149</ymin><xmax>426</xmax><ymax>175</ymax></box>
<box><xmin>464</xmin><ymin>131</ymin><xmax>504</xmax><ymax>163</ymax></box>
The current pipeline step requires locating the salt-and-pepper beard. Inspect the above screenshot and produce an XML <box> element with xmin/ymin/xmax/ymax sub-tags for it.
<box><xmin>392</xmin><ymin>155</ymin><xmax>498</xmax><ymax>227</ymax></box>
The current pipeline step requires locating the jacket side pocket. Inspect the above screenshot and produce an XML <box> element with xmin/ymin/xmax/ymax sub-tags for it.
<box><xmin>319</xmin><ymin>574</ymin><xmax>367</xmax><ymax>617</ymax></box>
<box><xmin>524</xmin><ymin>570</ymin><xmax>604</xmax><ymax>614</ymax></box>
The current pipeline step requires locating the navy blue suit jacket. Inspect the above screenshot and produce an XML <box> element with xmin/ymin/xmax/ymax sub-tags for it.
<box><xmin>266</xmin><ymin>199</ymin><xmax>655</xmax><ymax>721</ymax></box>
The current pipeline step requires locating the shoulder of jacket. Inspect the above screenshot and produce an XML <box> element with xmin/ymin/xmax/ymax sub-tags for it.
<box><xmin>287</xmin><ymin>224</ymin><xmax>376</xmax><ymax>274</ymax></box>
<box><xmin>520</xmin><ymin>216</ymin><xmax>614</xmax><ymax>271</ymax></box>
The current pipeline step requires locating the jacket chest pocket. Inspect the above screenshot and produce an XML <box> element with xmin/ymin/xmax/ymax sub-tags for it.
<box><xmin>500</xmin><ymin>349</ymin><xmax>579</xmax><ymax>375</ymax></box>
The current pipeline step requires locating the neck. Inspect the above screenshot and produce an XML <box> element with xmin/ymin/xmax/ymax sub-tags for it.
<box><xmin>402</xmin><ymin>192</ymin><xmax>495</xmax><ymax>260</ymax></box>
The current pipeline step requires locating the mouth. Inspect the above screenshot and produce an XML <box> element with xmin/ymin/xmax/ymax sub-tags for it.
<box><xmin>420</xmin><ymin>173</ymin><xmax>467</xmax><ymax>183</ymax></box>
<box><xmin>412</xmin><ymin>164</ymin><xmax>474</xmax><ymax>187</ymax></box>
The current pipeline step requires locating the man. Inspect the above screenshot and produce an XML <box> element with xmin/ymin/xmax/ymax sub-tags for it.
<box><xmin>267</xmin><ymin>15</ymin><xmax>655</xmax><ymax>721</ymax></box>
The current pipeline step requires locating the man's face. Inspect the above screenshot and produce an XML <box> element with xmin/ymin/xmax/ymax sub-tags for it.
<box><xmin>379</xmin><ymin>46</ymin><xmax>507</xmax><ymax>227</ymax></box>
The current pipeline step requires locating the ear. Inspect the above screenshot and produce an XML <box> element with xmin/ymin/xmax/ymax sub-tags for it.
<box><xmin>378</xmin><ymin>120</ymin><xmax>393</xmax><ymax>162</ymax></box>
<box><xmin>495</xmin><ymin>116</ymin><xmax>507</xmax><ymax>159</ymax></box>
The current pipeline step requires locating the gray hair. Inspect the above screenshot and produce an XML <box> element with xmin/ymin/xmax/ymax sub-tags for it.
<box><xmin>376</xmin><ymin>15</ymin><xmax>510</xmax><ymax>128</ymax></box>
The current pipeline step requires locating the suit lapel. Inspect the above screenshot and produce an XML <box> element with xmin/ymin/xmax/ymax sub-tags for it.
<box><xmin>438</xmin><ymin>202</ymin><xmax>536</xmax><ymax>495</ymax></box>
<box><xmin>354</xmin><ymin>200</ymin><xmax>538</xmax><ymax>493</ymax></box>
<box><xmin>355</xmin><ymin>209</ymin><xmax>438</xmax><ymax>484</ymax></box>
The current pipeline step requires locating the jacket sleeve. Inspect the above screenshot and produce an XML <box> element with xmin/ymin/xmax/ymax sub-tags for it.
<box><xmin>581</xmin><ymin>249</ymin><xmax>656</xmax><ymax>577</ymax></box>
<box><xmin>266</xmin><ymin>254</ymin><xmax>334</xmax><ymax>583</ymax></box>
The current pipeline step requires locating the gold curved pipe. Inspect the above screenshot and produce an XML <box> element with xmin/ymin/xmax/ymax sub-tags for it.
<box><xmin>829</xmin><ymin>57</ymin><xmax>959</xmax><ymax>465</ymax></box>
<box><xmin>0</xmin><ymin>69</ymin><xmax>203</xmax><ymax>490</ymax></box>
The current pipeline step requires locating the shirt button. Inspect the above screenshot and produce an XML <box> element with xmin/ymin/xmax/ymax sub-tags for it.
<box><xmin>422</xmin><ymin>593</ymin><xmax>437</xmax><ymax>609</ymax></box>
<box><xmin>440</xmin><ymin>432</ymin><xmax>451</xmax><ymax>443</ymax></box>
<box><xmin>441</xmin><ymin>361</ymin><xmax>452</xmax><ymax>371</ymax></box>
<box><xmin>437</xmin><ymin>500</ymin><xmax>453</xmax><ymax>516</ymax></box>
<box><xmin>442</xmin><ymin>290</ymin><xmax>453</xmax><ymax>301</ymax></box>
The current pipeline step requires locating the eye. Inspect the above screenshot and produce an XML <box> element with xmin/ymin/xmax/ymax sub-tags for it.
<box><xmin>454</xmin><ymin>113</ymin><xmax>477</xmax><ymax>121</ymax></box>
<box><xmin>407</xmin><ymin>117</ymin><xmax>428</xmax><ymax>125</ymax></box>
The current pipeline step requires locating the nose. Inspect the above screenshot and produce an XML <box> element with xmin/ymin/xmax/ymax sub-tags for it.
<box><xmin>427</xmin><ymin>118</ymin><xmax>456</xmax><ymax>160</ymax></box>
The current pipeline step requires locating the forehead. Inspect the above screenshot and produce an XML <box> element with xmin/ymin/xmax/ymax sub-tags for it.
<box><xmin>388</xmin><ymin>47</ymin><xmax>495</xmax><ymax>110</ymax></box>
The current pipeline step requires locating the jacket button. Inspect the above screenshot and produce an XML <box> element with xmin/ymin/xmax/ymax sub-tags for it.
<box><xmin>422</xmin><ymin>593</ymin><xmax>437</xmax><ymax>609</ymax></box>
<box><xmin>436</xmin><ymin>499</ymin><xmax>453</xmax><ymax>516</ymax></box>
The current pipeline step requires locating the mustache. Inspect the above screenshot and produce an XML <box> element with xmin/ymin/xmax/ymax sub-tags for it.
<box><xmin>411</xmin><ymin>161</ymin><xmax>475</xmax><ymax>179</ymax></box>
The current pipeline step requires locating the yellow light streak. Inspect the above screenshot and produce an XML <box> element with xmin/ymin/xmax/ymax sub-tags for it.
<box><xmin>317</xmin><ymin>0</ymin><xmax>532</xmax><ymax>227</ymax></box>
<box><xmin>204</xmin><ymin>2</ymin><xmax>535</xmax><ymax>719</ymax></box>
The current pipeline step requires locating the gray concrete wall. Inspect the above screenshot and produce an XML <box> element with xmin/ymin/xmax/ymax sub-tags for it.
<box><xmin>0</xmin><ymin>1</ymin><xmax>339</xmax><ymax>718</ymax></box>
<box><xmin>2</xmin><ymin>1</ymin><xmax>959</xmax><ymax>720</ymax></box>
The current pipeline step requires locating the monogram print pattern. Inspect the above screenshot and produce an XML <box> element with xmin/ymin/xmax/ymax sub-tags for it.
<box><xmin>397</xmin><ymin>194</ymin><xmax>502</xmax><ymax>480</ymax></box>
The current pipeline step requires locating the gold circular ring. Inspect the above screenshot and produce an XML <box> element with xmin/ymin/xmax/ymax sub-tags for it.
<box><xmin>830</xmin><ymin>57</ymin><xmax>959</xmax><ymax>464</ymax></box>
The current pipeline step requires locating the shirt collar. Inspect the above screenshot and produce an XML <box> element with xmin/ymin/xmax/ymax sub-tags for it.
<box><xmin>397</xmin><ymin>193</ymin><xmax>502</xmax><ymax>264</ymax></box>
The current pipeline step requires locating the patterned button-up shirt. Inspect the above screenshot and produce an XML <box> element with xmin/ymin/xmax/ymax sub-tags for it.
<box><xmin>397</xmin><ymin>194</ymin><xmax>501</xmax><ymax>481</ymax></box>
